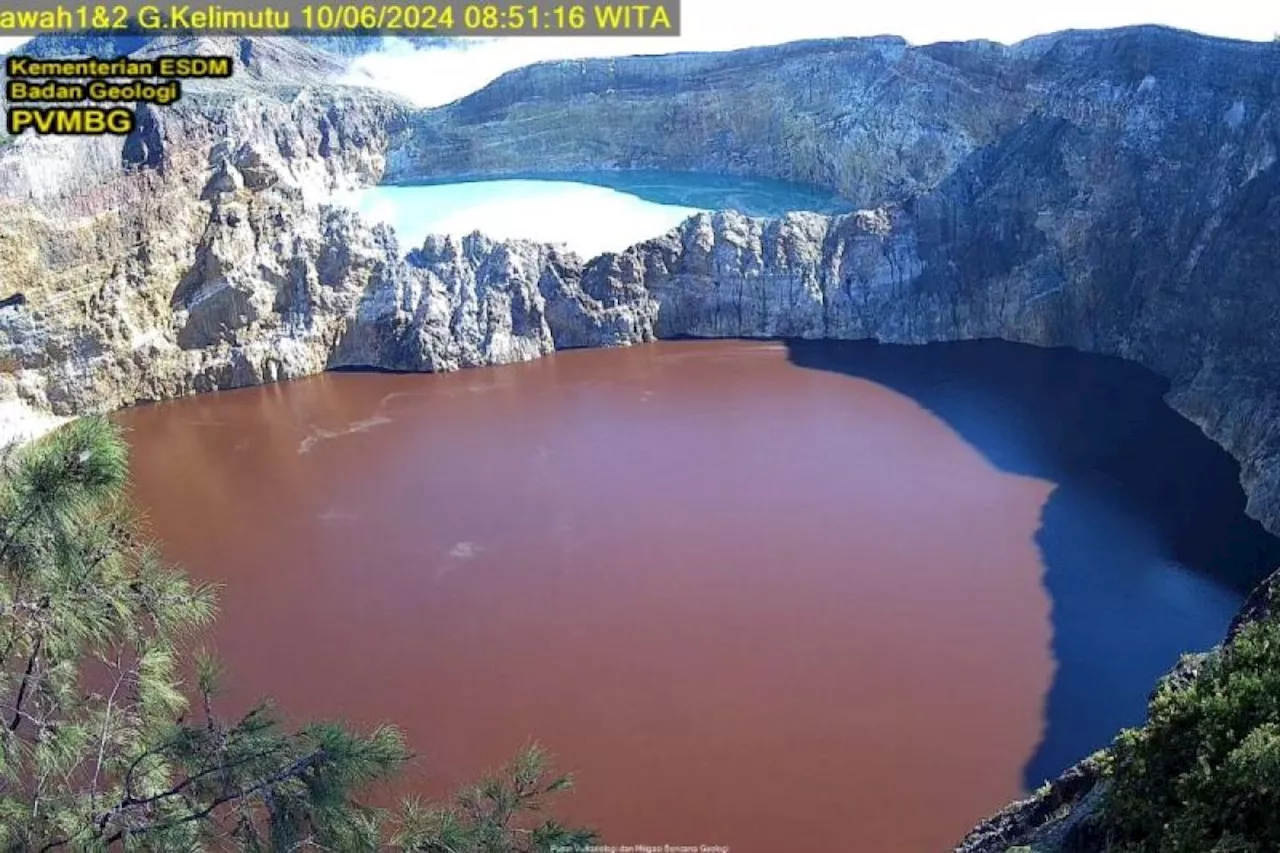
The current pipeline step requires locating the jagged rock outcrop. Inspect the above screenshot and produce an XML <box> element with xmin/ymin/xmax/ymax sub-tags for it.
<box><xmin>0</xmin><ymin>83</ymin><xmax>400</xmax><ymax>429</ymax></box>
<box><xmin>953</xmin><ymin>753</ymin><xmax>1110</xmax><ymax>852</ymax></box>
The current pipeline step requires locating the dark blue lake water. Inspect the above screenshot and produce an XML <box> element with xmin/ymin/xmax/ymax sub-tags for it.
<box><xmin>788</xmin><ymin>338</ymin><xmax>1280</xmax><ymax>787</ymax></box>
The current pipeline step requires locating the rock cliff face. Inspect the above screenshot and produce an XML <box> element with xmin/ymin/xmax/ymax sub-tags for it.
<box><xmin>13</xmin><ymin>27</ymin><xmax>1277</xmax><ymax>534</ymax></box>
<box><xmin>383</xmin><ymin>28</ymin><xmax>1280</xmax><ymax>534</ymax></box>
<box><xmin>385</xmin><ymin>35</ymin><xmax>1038</xmax><ymax>206</ymax></box>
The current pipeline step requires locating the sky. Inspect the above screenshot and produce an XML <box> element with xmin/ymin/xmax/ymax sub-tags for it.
<box><xmin>1</xmin><ymin>0</ymin><xmax>1275</xmax><ymax>104</ymax></box>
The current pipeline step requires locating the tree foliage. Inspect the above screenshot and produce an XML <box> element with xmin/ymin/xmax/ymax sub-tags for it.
<box><xmin>1099</xmin><ymin>610</ymin><xmax>1280</xmax><ymax>852</ymax></box>
<box><xmin>0</xmin><ymin>417</ymin><xmax>593</xmax><ymax>852</ymax></box>
<box><xmin>393</xmin><ymin>743</ymin><xmax>598</xmax><ymax>853</ymax></box>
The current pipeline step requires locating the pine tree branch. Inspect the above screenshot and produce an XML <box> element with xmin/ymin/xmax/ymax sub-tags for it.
<box><xmin>2</xmin><ymin>497</ymin><xmax>113</xmax><ymax>672</ymax></box>
<box><xmin>68</xmin><ymin>545</ymin><xmax>114</xmax><ymax>599</ymax></box>
<box><xmin>88</xmin><ymin>652</ymin><xmax>127</xmax><ymax>810</ymax></box>
<box><xmin>9</xmin><ymin>633</ymin><xmax>43</xmax><ymax>732</ymax></box>
<box><xmin>111</xmin><ymin>739</ymin><xmax>294</xmax><ymax>827</ymax></box>
<box><xmin>38</xmin><ymin>744</ymin><xmax>326</xmax><ymax>851</ymax></box>
<box><xmin>121</xmin><ymin>739</ymin><xmax>169</xmax><ymax>803</ymax></box>
<box><xmin>0</xmin><ymin>502</ymin><xmax>44</xmax><ymax>568</ymax></box>
<box><xmin>98</xmin><ymin>748</ymin><xmax>329</xmax><ymax>848</ymax></box>
<box><xmin>0</xmin><ymin>570</ymin><xmax>33</xmax><ymax>667</ymax></box>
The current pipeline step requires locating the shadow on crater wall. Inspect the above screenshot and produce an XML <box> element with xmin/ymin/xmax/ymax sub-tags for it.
<box><xmin>784</xmin><ymin>337</ymin><xmax>1280</xmax><ymax>789</ymax></box>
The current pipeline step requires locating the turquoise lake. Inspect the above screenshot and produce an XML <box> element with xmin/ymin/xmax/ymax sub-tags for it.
<box><xmin>335</xmin><ymin>171</ymin><xmax>853</xmax><ymax>258</ymax></box>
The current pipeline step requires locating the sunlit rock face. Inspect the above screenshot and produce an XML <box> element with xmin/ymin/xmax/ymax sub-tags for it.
<box><xmin>0</xmin><ymin>27</ymin><xmax>1279</xmax><ymax>544</ymax></box>
<box><xmin>384</xmin><ymin>35</ymin><xmax>1034</xmax><ymax>206</ymax></box>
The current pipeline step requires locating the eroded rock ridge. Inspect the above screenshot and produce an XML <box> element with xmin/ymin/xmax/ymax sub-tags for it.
<box><xmin>3</xmin><ymin>26</ymin><xmax>1277</xmax><ymax>537</ymax></box>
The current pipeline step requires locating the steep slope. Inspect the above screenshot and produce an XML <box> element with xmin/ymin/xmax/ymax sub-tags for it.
<box><xmin>0</xmin><ymin>36</ymin><xmax>409</xmax><ymax>428</ymax></box>
<box><xmin>386</xmin><ymin>35</ymin><xmax>1041</xmax><ymax>205</ymax></box>
<box><xmin>368</xmin><ymin>27</ymin><xmax>1280</xmax><ymax>537</ymax></box>
<box><xmin>11</xmin><ymin>27</ymin><xmax>1276</xmax><ymax>531</ymax></box>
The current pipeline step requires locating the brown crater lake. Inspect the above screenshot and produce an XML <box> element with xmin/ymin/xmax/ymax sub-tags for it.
<box><xmin>114</xmin><ymin>339</ymin><xmax>1279</xmax><ymax>852</ymax></box>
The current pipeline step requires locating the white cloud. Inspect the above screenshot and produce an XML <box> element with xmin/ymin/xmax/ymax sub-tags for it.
<box><xmin>0</xmin><ymin>36</ymin><xmax>31</xmax><ymax>54</ymax></box>
<box><xmin>342</xmin><ymin>0</ymin><xmax>1279</xmax><ymax>107</ymax></box>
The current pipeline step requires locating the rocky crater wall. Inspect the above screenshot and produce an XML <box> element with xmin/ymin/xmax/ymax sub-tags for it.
<box><xmin>0</xmin><ymin>27</ymin><xmax>1278</xmax><ymax>545</ymax></box>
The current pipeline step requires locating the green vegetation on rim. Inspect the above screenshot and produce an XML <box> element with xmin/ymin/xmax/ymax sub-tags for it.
<box><xmin>1092</xmin><ymin>605</ymin><xmax>1280</xmax><ymax>852</ymax></box>
<box><xmin>0</xmin><ymin>417</ymin><xmax>594</xmax><ymax>852</ymax></box>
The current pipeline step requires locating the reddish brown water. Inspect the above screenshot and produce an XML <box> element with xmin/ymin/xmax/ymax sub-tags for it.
<box><xmin>115</xmin><ymin>340</ymin><xmax>1055</xmax><ymax>852</ymax></box>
